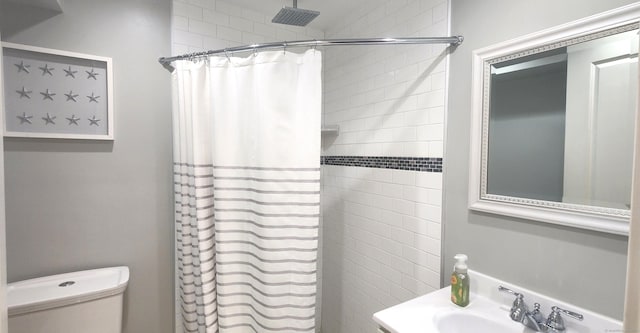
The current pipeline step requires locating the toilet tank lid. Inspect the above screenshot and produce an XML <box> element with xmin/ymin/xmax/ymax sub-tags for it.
<box><xmin>8</xmin><ymin>266</ymin><xmax>130</xmax><ymax>316</ymax></box>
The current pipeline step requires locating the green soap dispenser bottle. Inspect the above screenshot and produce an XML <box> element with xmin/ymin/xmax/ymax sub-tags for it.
<box><xmin>450</xmin><ymin>254</ymin><xmax>470</xmax><ymax>307</ymax></box>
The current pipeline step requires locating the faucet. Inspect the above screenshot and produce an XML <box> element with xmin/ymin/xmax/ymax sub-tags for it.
<box><xmin>498</xmin><ymin>286</ymin><xmax>584</xmax><ymax>332</ymax></box>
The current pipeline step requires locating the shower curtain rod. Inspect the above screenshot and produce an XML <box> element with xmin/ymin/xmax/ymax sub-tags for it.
<box><xmin>158</xmin><ymin>36</ymin><xmax>464</xmax><ymax>68</ymax></box>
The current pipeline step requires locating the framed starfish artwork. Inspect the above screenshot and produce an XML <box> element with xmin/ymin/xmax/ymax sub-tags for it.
<box><xmin>2</xmin><ymin>42</ymin><xmax>113</xmax><ymax>140</ymax></box>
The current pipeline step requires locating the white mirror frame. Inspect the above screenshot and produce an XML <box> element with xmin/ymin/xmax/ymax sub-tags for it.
<box><xmin>469</xmin><ymin>3</ymin><xmax>640</xmax><ymax>236</ymax></box>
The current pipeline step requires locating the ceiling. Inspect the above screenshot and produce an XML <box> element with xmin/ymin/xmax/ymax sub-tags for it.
<box><xmin>0</xmin><ymin>0</ymin><xmax>368</xmax><ymax>32</ymax></box>
<box><xmin>4</xmin><ymin>0</ymin><xmax>62</xmax><ymax>12</ymax></box>
<box><xmin>230</xmin><ymin>0</ymin><xmax>370</xmax><ymax>31</ymax></box>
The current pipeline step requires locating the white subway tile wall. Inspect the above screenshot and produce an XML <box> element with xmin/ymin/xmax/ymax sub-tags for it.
<box><xmin>170</xmin><ymin>1</ymin><xmax>448</xmax><ymax>332</ymax></box>
<box><xmin>171</xmin><ymin>0</ymin><xmax>324</xmax><ymax>55</ymax></box>
<box><xmin>321</xmin><ymin>0</ymin><xmax>448</xmax><ymax>332</ymax></box>
<box><xmin>322</xmin><ymin>0</ymin><xmax>449</xmax><ymax>158</ymax></box>
<box><xmin>321</xmin><ymin>166</ymin><xmax>443</xmax><ymax>332</ymax></box>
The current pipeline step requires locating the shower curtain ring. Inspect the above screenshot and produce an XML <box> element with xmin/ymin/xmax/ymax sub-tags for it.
<box><xmin>283</xmin><ymin>42</ymin><xmax>287</xmax><ymax>54</ymax></box>
<box><xmin>224</xmin><ymin>49</ymin><xmax>231</xmax><ymax>61</ymax></box>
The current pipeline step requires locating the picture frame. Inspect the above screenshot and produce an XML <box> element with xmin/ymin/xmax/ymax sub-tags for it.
<box><xmin>1</xmin><ymin>42</ymin><xmax>114</xmax><ymax>140</ymax></box>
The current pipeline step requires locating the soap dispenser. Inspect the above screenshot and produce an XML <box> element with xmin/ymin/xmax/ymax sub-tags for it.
<box><xmin>450</xmin><ymin>254</ymin><xmax>470</xmax><ymax>307</ymax></box>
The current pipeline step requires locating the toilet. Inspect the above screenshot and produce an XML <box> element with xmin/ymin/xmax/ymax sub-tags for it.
<box><xmin>7</xmin><ymin>266</ymin><xmax>130</xmax><ymax>333</ymax></box>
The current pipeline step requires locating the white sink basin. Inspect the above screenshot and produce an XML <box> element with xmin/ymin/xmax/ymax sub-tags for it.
<box><xmin>373</xmin><ymin>270</ymin><xmax>622</xmax><ymax>333</ymax></box>
<box><xmin>434</xmin><ymin>311</ymin><xmax>522</xmax><ymax>333</ymax></box>
<box><xmin>373</xmin><ymin>286</ymin><xmax>525</xmax><ymax>333</ymax></box>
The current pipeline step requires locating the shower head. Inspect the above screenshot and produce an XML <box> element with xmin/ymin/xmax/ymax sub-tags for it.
<box><xmin>271</xmin><ymin>0</ymin><xmax>320</xmax><ymax>27</ymax></box>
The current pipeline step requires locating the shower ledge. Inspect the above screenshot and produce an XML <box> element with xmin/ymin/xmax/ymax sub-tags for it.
<box><xmin>321</xmin><ymin>125</ymin><xmax>339</xmax><ymax>136</ymax></box>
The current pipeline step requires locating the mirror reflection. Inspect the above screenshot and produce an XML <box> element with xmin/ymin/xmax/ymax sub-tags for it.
<box><xmin>487</xmin><ymin>28</ymin><xmax>639</xmax><ymax>210</ymax></box>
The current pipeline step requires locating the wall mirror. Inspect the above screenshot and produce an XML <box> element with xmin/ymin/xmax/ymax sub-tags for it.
<box><xmin>469</xmin><ymin>4</ymin><xmax>640</xmax><ymax>235</ymax></box>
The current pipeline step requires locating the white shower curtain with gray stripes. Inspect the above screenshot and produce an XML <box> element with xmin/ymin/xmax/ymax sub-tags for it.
<box><xmin>172</xmin><ymin>49</ymin><xmax>321</xmax><ymax>333</ymax></box>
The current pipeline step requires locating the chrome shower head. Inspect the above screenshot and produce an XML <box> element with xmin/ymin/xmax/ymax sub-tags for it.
<box><xmin>271</xmin><ymin>0</ymin><xmax>319</xmax><ymax>27</ymax></box>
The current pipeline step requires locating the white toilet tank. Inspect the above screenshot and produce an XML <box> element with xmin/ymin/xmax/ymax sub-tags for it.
<box><xmin>7</xmin><ymin>266</ymin><xmax>130</xmax><ymax>333</ymax></box>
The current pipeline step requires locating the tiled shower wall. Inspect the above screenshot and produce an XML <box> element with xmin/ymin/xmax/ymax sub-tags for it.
<box><xmin>320</xmin><ymin>0</ymin><xmax>448</xmax><ymax>332</ymax></box>
<box><xmin>171</xmin><ymin>0</ymin><xmax>323</xmax><ymax>55</ymax></box>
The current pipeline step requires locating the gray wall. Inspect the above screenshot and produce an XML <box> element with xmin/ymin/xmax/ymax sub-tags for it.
<box><xmin>488</xmin><ymin>65</ymin><xmax>566</xmax><ymax>201</ymax></box>
<box><xmin>446</xmin><ymin>0</ymin><xmax>635</xmax><ymax>320</ymax></box>
<box><xmin>1</xmin><ymin>1</ymin><xmax>174</xmax><ymax>332</ymax></box>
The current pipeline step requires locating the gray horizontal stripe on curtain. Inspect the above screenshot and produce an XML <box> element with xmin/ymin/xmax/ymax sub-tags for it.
<box><xmin>214</xmin><ymin>208</ymin><xmax>319</xmax><ymax>218</ymax></box>
<box><xmin>174</xmin><ymin>193</ymin><xmax>215</xmax><ymax>199</ymax></box>
<box><xmin>214</xmin><ymin>165</ymin><xmax>320</xmax><ymax>172</ymax></box>
<box><xmin>215</xmin><ymin>187</ymin><xmax>320</xmax><ymax>195</ymax></box>
<box><xmin>218</xmin><ymin>322</ymin><xmax>315</xmax><ymax>333</ymax></box>
<box><xmin>177</xmin><ymin>221</ymin><xmax>214</xmax><ymax>232</ymax></box>
<box><xmin>177</xmin><ymin>280</ymin><xmax>215</xmax><ymax>290</ymax></box>
<box><xmin>214</xmin><ymin>176</ymin><xmax>320</xmax><ymax>183</ymax></box>
<box><xmin>181</xmin><ymin>315</ymin><xmax>216</xmax><ymax>327</ymax></box>
<box><xmin>175</xmin><ymin>200</ymin><xmax>215</xmax><ymax>208</ymax></box>
<box><xmin>216</xmin><ymin>240</ymin><xmax>317</xmax><ymax>252</ymax></box>
<box><xmin>218</xmin><ymin>313</ymin><xmax>315</xmax><ymax>329</ymax></box>
<box><xmin>217</xmin><ymin>261</ymin><xmax>317</xmax><ymax>275</ymax></box>
<box><xmin>178</xmin><ymin>255</ymin><xmax>215</xmax><ymax>268</ymax></box>
<box><xmin>217</xmin><ymin>281</ymin><xmax>316</xmax><ymax>297</ymax></box>
<box><xmin>215</xmin><ymin>198</ymin><xmax>320</xmax><ymax>206</ymax></box>
<box><xmin>218</xmin><ymin>304</ymin><xmax>316</xmax><ymax>320</ymax></box>
<box><xmin>217</xmin><ymin>271</ymin><xmax>316</xmax><ymax>286</ymax></box>
<box><xmin>177</xmin><ymin>255</ymin><xmax>216</xmax><ymax>267</ymax></box>
<box><xmin>181</xmin><ymin>301</ymin><xmax>218</xmax><ymax>316</ymax></box>
<box><xmin>180</xmin><ymin>294</ymin><xmax>217</xmax><ymax>307</ymax></box>
<box><xmin>178</xmin><ymin>264</ymin><xmax>216</xmax><ymax>275</ymax></box>
<box><xmin>174</xmin><ymin>162</ymin><xmax>214</xmax><ymax>167</ymax></box>
<box><xmin>216</xmin><ymin>229</ymin><xmax>318</xmax><ymax>241</ymax></box>
<box><xmin>181</xmin><ymin>313</ymin><xmax>218</xmax><ymax>326</ymax></box>
<box><xmin>175</xmin><ymin>163</ymin><xmax>320</xmax><ymax>172</ymax></box>
<box><xmin>177</xmin><ymin>260</ymin><xmax>216</xmax><ymax>272</ymax></box>
<box><xmin>174</xmin><ymin>182</ymin><xmax>214</xmax><ymax>189</ymax></box>
<box><xmin>217</xmin><ymin>250</ymin><xmax>317</xmax><ymax>264</ymax></box>
<box><xmin>176</xmin><ymin>241</ymin><xmax>215</xmax><ymax>252</ymax></box>
<box><xmin>177</xmin><ymin>243</ymin><xmax>215</xmax><ymax>254</ymax></box>
<box><xmin>176</xmin><ymin>202</ymin><xmax>215</xmax><ymax>210</ymax></box>
<box><xmin>175</xmin><ymin>211</ymin><xmax>215</xmax><ymax>221</ymax></box>
<box><xmin>176</xmin><ymin>247</ymin><xmax>216</xmax><ymax>256</ymax></box>
<box><xmin>180</xmin><ymin>285</ymin><xmax>216</xmax><ymax>296</ymax></box>
<box><xmin>181</xmin><ymin>315</ymin><xmax>217</xmax><ymax>328</ymax></box>
<box><xmin>174</xmin><ymin>172</ymin><xmax>214</xmax><ymax>178</ymax></box>
<box><xmin>216</xmin><ymin>219</ymin><xmax>319</xmax><ymax>229</ymax></box>
<box><xmin>218</xmin><ymin>293</ymin><xmax>315</xmax><ymax>309</ymax></box>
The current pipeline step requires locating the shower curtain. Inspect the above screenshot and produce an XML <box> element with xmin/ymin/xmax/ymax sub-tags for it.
<box><xmin>172</xmin><ymin>50</ymin><xmax>322</xmax><ymax>333</ymax></box>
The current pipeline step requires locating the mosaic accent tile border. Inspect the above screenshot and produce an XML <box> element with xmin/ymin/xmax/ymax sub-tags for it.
<box><xmin>321</xmin><ymin>156</ymin><xmax>442</xmax><ymax>173</ymax></box>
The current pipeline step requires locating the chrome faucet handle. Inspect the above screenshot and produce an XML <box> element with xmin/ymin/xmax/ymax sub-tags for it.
<box><xmin>551</xmin><ymin>306</ymin><xmax>584</xmax><ymax>320</ymax></box>
<box><xmin>498</xmin><ymin>286</ymin><xmax>523</xmax><ymax>298</ymax></box>
<box><xmin>545</xmin><ymin>306</ymin><xmax>584</xmax><ymax>332</ymax></box>
<box><xmin>498</xmin><ymin>286</ymin><xmax>527</xmax><ymax>322</ymax></box>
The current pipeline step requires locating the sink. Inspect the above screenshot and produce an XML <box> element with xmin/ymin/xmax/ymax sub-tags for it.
<box><xmin>372</xmin><ymin>270</ymin><xmax>622</xmax><ymax>333</ymax></box>
<box><xmin>435</xmin><ymin>312</ymin><xmax>521</xmax><ymax>333</ymax></box>
<box><xmin>373</xmin><ymin>286</ymin><xmax>524</xmax><ymax>333</ymax></box>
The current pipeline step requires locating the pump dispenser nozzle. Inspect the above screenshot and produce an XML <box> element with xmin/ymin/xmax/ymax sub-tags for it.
<box><xmin>454</xmin><ymin>254</ymin><xmax>468</xmax><ymax>273</ymax></box>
